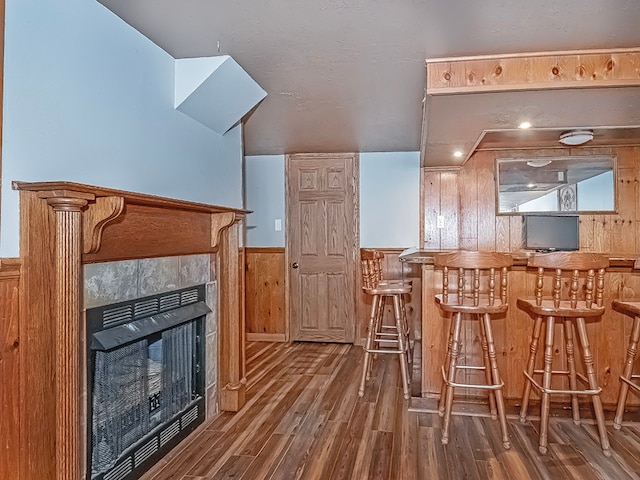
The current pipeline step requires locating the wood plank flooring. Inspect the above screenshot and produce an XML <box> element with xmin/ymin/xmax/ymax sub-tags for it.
<box><xmin>142</xmin><ymin>342</ymin><xmax>640</xmax><ymax>480</ymax></box>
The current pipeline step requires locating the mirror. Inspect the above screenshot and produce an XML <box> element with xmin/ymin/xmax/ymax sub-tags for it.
<box><xmin>496</xmin><ymin>155</ymin><xmax>616</xmax><ymax>214</ymax></box>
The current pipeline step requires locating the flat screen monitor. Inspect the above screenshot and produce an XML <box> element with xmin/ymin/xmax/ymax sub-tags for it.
<box><xmin>523</xmin><ymin>215</ymin><xmax>579</xmax><ymax>252</ymax></box>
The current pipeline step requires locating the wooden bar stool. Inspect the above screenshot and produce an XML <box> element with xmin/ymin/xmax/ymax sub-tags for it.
<box><xmin>434</xmin><ymin>251</ymin><xmax>512</xmax><ymax>449</ymax></box>
<box><xmin>359</xmin><ymin>249</ymin><xmax>412</xmax><ymax>400</ymax></box>
<box><xmin>611</xmin><ymin>299</ymin><xmax>640</xmax><ymax>429</ymax></box>
<box><xmin>518</xmin><ymin>252</ymin><xmax>611</xmax><ymax>456</ymax></box>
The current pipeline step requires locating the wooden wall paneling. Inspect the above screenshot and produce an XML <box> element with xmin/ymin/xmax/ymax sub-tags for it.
<box><xmin>476</xmin><ymin>153</ymin><xmax>497</xmax><ymax>251</ymax></box>
<box><xmin>503</xmin><ymin>268</ymin><xmax>530</xmax><ymax>399</ymax></box>
<box><xmin>619</xmin><ymin>269</ymin><xmax>640</xmax><ymax>406</ymax></box>
<box><xmin>0</xmin><ymin>259</ymin><xmax>20</xmax><ymax>480</ymax></box>
<box><xmin>422</xmin><ymin>170</ymin><xmax>441</xmax><ymax>250</ymax></box>
<box><xmin>18</xmin><ymin>191</ymin><xmax>57</xmax><ymax>479</ymax></box>
<box><xmin>245</xmin><ymin>248</ymin><xmax>286</xmax><ymax>341</ymax></box>
<box><xmin>611</xmin><ymin>167</ymin><xmax>636</xmax><ymax>254</ymax></box>
<box><xmin>601</xmin><ymin>270</ymin><xmax>626</xmax><ymax>405</ymax></box>
<box><xmin>455</xmin><ymin>159</ymin><xmax>481</xmax><ymax>394</ymax></box>
<box><xmin>636</xmin><ymin>147</ymin><xmax>640</xmax><ymax>255</ymax></box>
<box><xmin>458</xmin><ymin>156</ymin><xmax>478</xmax><ymax>250</ymax></box>
<box><xmin>426</xmin><ymin>49</ymin><xmax>640</xmax><ymax>94</ymax></box>
<box><xmin>418</xmin><ymin>147</ymin><xmax>640</xmax><ymax>404</ymax></box>
<box><xmin>439</xmin><ymin>171</ymin><xmax>459</xmax><ymax>250</ymax></box>
<box><xmin>421</xmin><ymin>265</ymin><xmax>445</xmax><ymax>395</ymax></box>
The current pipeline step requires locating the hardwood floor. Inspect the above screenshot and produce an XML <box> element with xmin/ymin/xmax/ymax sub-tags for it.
<box><xmin>142</xmin><ymin>342</ymin><xmax>640</xmax><ymax>480</ymax></box>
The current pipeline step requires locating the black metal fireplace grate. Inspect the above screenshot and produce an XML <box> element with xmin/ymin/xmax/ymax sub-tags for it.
<box><xmin>87</xmin><ymin>285</ymin><xmax>208</xmax><ymax>480</ymax></box>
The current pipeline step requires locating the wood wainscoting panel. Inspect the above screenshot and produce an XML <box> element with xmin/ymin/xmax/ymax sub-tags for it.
<box><xmin>245</xmin><ymin>248</ymin><xmax>286</xmax><ymax>342</ymax></box>
<box><xmin>419</xmin><ymin>146</ymin><xmax>640</xmax><ymax>403</ymax></box>
<box><xmin>427</xmin><ymin>147</ymin><xmax>640</xmax><ymax>256</ymax></box>
<box><xmin>0</xmin><ymin>259</ymin><xmax>20</xmax><ymax>480</ymax></box>
<box><xmin>421</xmin><ymin>169</ymin><xmax>460</xmax><ymax>251</ymax></box>
<box><xmin>244</xmin><ymin>247</ymin><xmax>422</xmax><ymax>347</ymax></box>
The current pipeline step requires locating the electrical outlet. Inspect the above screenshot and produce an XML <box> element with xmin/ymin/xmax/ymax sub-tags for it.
<box><xmin>437</xmin><ymin>215</ymin><xmax>445</xmax><ymax>229</ymax></box>
<box><xmin>274</xmin><ymin>218</ymin><xmax>282</xmax><ymax>231</ymax></box>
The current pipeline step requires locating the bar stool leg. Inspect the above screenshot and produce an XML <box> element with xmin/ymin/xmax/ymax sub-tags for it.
<box><xmin>439</xmin><ymin>315</ymin><xmax>455</xmax><ymax>417</ymax></box>
<box><xmin>575</xmin><ymin>317</ymin><xmax>611</xmax><ymax>457</ymax></box>
<box><xmin>614</xmin><ymin>315</ymin><xmax>640</xmax><ymax>429</ymax></box>
<box><xmin>478</xmin><ymin>315</ymin><xmax>498</xmax><ymax>420</ymax></box>
<box><xmin>359</xmin><ymin>294</ymin><xmax>380</xmax><ymax>397</ymax></box>
<box><xmin>393</xmin><ymin>294</ymin><xmax>411</xmax><ymax>400</ymax></box>
<box><xmin>441</xmin><ymin>312</ymin><xmax>463</xmax><ymax>445</ymax></box>
<box><xmin>520</xmin><ymin>316</ymin><xmax>543</xmax><ymax>423</ymax></box>
<box><xmin>563</xmin><ymin>318</ymin><xmax>581</xmax><ymax>425</ymax></box>
<box><xmin>401</xmin><ymin>296</ymin><xmax>413</xmax><ymax>365</ymax></box>
<box><xmin>538</xmin><ymin>316</ymin><xmax>556</xmax><ymax>455</ymax></box>
<box><xmin>482</xmin><ymin>313</ymin><xmax>510</xmax><ymax>449</ymax></box>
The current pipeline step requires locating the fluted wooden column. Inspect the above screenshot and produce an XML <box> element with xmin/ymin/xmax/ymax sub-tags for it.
<box><xmin>46</xmin><ymin>195</ymin><xmax>90</xmax><ymax>480</ymax></box>
<box><xmin>218</xmin><ymin>218</ymin><xmax>247</xmax><ymax>411</ymax></box>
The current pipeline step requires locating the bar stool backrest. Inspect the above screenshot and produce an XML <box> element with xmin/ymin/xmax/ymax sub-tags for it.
<box><xmin>528</xmin><ymin>252</ymin><xmax>609</xmax><ymax>310</ymax></box>
<box><xmin>434</xmin><ymin>251</ymin><xmax>513</xmax><ymax>307</ymax></box>
<box><xmin>361</xmin><ymin>249</ymin><xmax>385</xmax><ymax>290</ymax></box>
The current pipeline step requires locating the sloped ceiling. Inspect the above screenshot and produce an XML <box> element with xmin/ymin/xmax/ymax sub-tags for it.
<box><xmin>98</xmin><ymin>0</ymin><xmax>640</xmax><ymax>159</ymax></box>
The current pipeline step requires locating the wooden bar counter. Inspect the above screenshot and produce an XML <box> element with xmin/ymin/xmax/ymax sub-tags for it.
<box><xmin>401</xmin><ymin>248</ymin><xmax>640</xmax><ymax>407</ymax></box>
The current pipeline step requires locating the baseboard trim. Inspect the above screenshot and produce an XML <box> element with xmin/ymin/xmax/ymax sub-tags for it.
<box><xmin>246</xmin><ymin>333</ymin><xmax>287</xmax><ymax>342</ymax></box>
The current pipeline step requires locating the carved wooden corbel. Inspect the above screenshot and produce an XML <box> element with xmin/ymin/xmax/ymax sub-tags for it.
<box><xmin>211</xmin><ymin>212</ymin><xmax>236</xmax><ymax>248</ymax></box>
<box><xmin>82</xmin><ymin>196</ymin><xmax>125</xmax><ymax>254</ymax></box>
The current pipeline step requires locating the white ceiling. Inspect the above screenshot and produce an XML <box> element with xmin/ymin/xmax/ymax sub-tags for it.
<box><xmin>98</xmin><ymin>0</ymin><xmax>640</xmax><ymax>160</ymax></box>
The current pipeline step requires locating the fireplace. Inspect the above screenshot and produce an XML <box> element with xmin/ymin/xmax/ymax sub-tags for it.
<box><xmin>86</xmin><ymin>285</ymin><xmax>208</xmax><ymax>480</ymax></box>
<box><xmin>13</xmin><ymin>181</ymin><xmax>246</xmax><ymax>479</ymax></box>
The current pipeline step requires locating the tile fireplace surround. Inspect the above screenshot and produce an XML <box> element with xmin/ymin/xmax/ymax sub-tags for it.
<box><xmin>13</xmin><ymin>181</ymin><xmax>248</xmax><ymax>480</ymax></box>
<box><xmin>84</xmin><ymin>253</ymin><xmax>219</xmax><ymax>424</ymax></box>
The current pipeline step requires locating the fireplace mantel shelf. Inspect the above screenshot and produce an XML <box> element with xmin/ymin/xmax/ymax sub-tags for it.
<box><xmin>13</xmin><ymin>180</ymin><xmax>251</xmax><ymax>214</ymax></box>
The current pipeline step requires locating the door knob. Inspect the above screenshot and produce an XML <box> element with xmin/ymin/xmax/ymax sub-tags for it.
<box><xmin>292</xmin><ymin>262</ymin><xmax>299</xmax><ymax>269</ymax></box>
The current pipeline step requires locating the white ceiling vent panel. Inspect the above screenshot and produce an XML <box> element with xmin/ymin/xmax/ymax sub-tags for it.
<box><xmin>175</xmin><ymin>55</ymin><xmax>266</xmax><ymax>135</ymax></box>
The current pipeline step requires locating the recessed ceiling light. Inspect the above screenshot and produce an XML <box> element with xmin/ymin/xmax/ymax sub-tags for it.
<box><xmin>453</xmin><ymin>150</ymin><xmax>463</xmax><ymax>158</ymax></box>
<box><xmin>559</xmin><ymin>129</ymin><xmax>593</xmax><ymax>146</ymax></box>
<box><xmin>519</xmin><ymin>122</ymin><xmax>532</xmax><ymax>129</ymax></box>
<box><xmin>527</xmin><ymin>183</ymin><xmax>536</xmax><ymax>188</ymax></box>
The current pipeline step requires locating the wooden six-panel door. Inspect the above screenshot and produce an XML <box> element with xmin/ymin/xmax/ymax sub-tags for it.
<box><xmin>286</xmin><ymin>153</ymin><xmax>359</xmax><ymax>342</ymax></box>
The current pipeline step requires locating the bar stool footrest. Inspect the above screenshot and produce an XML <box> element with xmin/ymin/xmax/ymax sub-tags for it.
<box><xmin>620</xmin><ymin>375</ymin><xmax>640</xmax><ymax>393</ymax></box>
<box><xmin>523</xmin><ymin>371</ymin><xmax>601</xmax><ymax>396</ymax></box>
<box><xmin>441</xmin><ymin>366</ymin><xmax>504</xmax><ymax>390</ymax></box>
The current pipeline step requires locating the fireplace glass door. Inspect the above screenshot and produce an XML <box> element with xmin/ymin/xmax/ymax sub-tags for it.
<box><xmin>87</xmin><ymin>286</ymin><xmax>207</xmax><ymax>480</ymax></box>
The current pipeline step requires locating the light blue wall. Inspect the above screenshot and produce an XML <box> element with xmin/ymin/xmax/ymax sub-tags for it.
<box><xmin>244</xmin><ymin>152</ymin><xmax>420</xmax><ymax>248</ymax></box>
<box><xmin>1</xmin><ymin>0</ymin><xmax>243</xmax><ymax>257</ymax></box>
<box><xmin>245</xmin><ymin>155</ymin><xmax>285</xmax><ymax>247</ymax></box>
<box><xmin>360</xmin><ymin>152</ymin><xmax>420</xmax><ymax>248</ymax></box>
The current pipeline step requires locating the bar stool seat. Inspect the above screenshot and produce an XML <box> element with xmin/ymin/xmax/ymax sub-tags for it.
<box><xmin>359</xmin><ymin>249</ymin><xmax>412</xmax><ymax>400</ymax></box>
<box><xmin>434</xmin><ymin>250</ymin><xmax>513</xmax><ymax>449</ymax></box>
<box><xmin>611</xmin><ymin>299</ymin><xmax>640</xmax><ymax>429</ymax></box>
<box><xmin>518</xmin><ymin>252</ymin><xmax>611</xmax><ymax>456</ymax></box>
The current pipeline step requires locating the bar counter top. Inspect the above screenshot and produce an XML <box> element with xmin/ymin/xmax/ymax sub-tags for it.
<box><xmin>399</xmin><ymin>247</ymin><xmax>640</xmax><ymax>269</ymax></box>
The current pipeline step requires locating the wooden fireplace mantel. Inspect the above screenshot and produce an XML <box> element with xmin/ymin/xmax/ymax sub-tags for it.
<box><xmin>13</xmin><ymin>181</ymin><xmax>249</xmax><ymax>480</ymax></box>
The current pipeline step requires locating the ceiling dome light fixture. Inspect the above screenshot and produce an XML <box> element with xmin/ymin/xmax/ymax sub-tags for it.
<box><xmin>559</xmin><ymin>129</ymin><xmax>594</xmax><ymax>146</ymax></box>
<box><xmin>526</xmin><ymin>159</ymin><xmax>552</xmax><ymax>168</ymax></box>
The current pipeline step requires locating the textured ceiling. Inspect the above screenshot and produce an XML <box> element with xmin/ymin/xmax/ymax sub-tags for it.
<box><xmin>98</xmin><ymin>0</ymin><xmax>640</xmax><ymax>158</ymax></box>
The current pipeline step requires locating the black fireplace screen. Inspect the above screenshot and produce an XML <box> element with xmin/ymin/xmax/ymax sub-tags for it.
<box><xmin>87</xmin><ymin>285</ymin><xmax>207</xmax><ymax>480</ymax></box>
